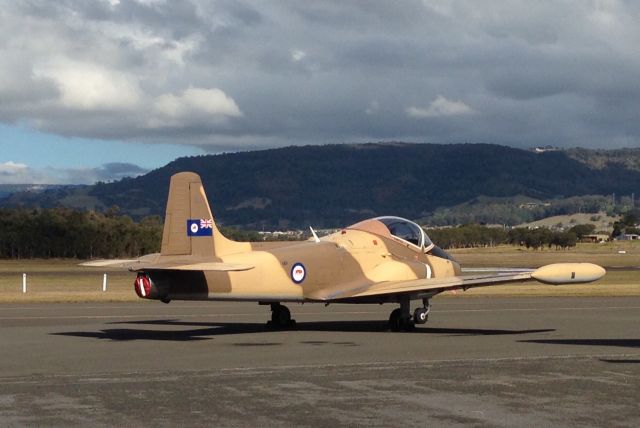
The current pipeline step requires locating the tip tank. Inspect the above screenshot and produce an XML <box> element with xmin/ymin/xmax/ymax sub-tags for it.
<box><xmin>531</xmin><ymin>263</ymin><xmax>606</xmax><ymax>285</ymax></box>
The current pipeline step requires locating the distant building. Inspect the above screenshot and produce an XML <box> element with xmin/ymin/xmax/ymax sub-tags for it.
<box><xmin>531</xmin><ymin>145</ymin><xmax>560</xmax><ymax>153</ymax></box>
<box><xmin>582</xmin><ymin>234</ymin><xmax>609</xmax><ymax>243</ymax></box>
<box><xmin>617</xmin><ymin>233</ymin><xmax>640</xmax><ymax>241</ymax></box>
<box><xmin>518</xmin><ymin>202</ymin><xmax>552</xmax><ymax>209</ymax></box>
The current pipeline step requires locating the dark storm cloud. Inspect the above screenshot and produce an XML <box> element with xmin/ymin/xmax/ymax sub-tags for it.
<box><xmin>94</xmin><ymin>162</ymin><xmax>149</xmax><ymax>180</ymax></box>
<box><xmin>0</xmin><ymin>0</ymin><xmax>639</xmax><ymax>150</ymax></box>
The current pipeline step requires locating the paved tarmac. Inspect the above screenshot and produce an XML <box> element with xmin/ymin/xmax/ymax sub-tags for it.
<box><xmin>0</xmin><ymin>296</ymin><xmax>639</xmax><ymax>427</ymax></box>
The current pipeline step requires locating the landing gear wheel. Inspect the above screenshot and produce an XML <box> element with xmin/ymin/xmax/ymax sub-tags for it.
<box><xmin>414</xmin><ymin>307</ymin><xmax>429</xmax><ymax>324</ymax></box>
<box><xmin>389</xmin><ymin>296</ymin><xmax>417</xmax><ymax>332</ymax></box>
<box><xmin>400</xmin><ymin>316</ymin><xmax>415</xmax><ymax>332</ymax></box>
<box><xmin>388</xmin><ymin>308</ymin><xmax>402</xmax><ymax>332</ymax></box>
<box><xmin>268</xmin><ymin>303</ymin><xmax>296</xmax><ymax>329</ymax></box>
<box><xmin>272</xmin><ymin>305</ymin><xmax>291</xmax><ymax>324</ymax></box>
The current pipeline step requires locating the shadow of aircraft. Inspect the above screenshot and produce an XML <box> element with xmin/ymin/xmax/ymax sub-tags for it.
<box><xmin>109</xmin><ymin>319</ymin><xmax>555</xmax><ymax>336</ymax></box>
<box><xmin>599</xmin><ymin>359</ymin><xmax>640</xmax><ymax>364</ymax></box>
<box><xmin>520</xmin><ymin>339</ymin><xmax>640</xmax><ymax>349</ymax></box>
<box><xmin>52</xmin><ymin>319</ymin><xmax>555</xmax><ymax>342</ymax></box>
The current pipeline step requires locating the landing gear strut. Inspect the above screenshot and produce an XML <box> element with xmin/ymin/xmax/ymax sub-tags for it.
<box><xmin>388</xmin><ymin>298</ymin><xmax>431</xmax><ymax>331</ymax></box>
<box><xmin>267</xmin><ymin>303</ymin><xmax>296</xmax><ymax>329</ymax></box>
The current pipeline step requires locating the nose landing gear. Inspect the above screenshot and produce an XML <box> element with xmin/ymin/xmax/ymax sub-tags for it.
<box><xmin>414</xmin><ymin>299</ymin><xmax>431</xmax><ymax>324</ymax></box>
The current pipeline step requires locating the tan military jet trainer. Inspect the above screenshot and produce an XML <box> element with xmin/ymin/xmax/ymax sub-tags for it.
<box><xmin>84</xmin><ymin>172</ymin><xmax>606</xmax><ymax>331</ymax></box>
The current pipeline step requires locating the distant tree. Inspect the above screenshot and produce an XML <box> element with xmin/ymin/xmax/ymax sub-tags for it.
<box><xmin>611</xmin><ymin>209</ymin><xmax>640</xmax><ymax>238</ymax></box>
<box><xmin>551</xmin><ymin>231</ymin><xmax>577</xmax><ymax>250</ymax></box>
<box><xmin>568</xmin><ymin>224</ymin><xmax>596</xmax><ymax>239</ymax></box>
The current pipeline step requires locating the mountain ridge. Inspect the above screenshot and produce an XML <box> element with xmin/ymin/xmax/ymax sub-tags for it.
<box><xmin>2</xmin><ymin>143</ymin><xmax>639</xmax><ymax>228</ymax></box>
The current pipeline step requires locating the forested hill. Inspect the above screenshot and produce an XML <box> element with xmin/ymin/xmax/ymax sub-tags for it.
<box><xmin>3</xmin><ymin>143</ymin><xmax>640</xmax><ymax>228</ymax></box>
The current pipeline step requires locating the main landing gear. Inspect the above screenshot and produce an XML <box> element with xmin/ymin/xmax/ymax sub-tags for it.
<box><xmin>388</xmin><ymin>298</ymin><xmax>431</xmax><ymax>332</ymax></box>
<box><xmin>267</xmin><ymin>303</ymin><xmax>297</xmax><ymax>329</ymax></box>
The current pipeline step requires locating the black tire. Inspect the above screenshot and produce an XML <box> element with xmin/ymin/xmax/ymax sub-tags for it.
<box><xmin>272</xmin><ymin>304</ymin><xmax>291</xmax><ymax>326</ymax></box>
<box><xmin>401</xmin><ymin>317</ymin><xmax>415</xmax><ymax>332</ymax></box>
<box><xmin>414</xmin><ymin>307</ymin><xmax>428</xmax><ymax>324</ymax></box>
<box><xmin>388</xmin><ymin>308</ymin><xmax>402</xmax><ymax>332</ymax></box>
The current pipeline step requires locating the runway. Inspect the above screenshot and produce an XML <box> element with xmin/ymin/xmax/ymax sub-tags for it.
<box><xmin>1</xmin><ymin>297</ymin><xmax>639</xmax><ymax>426</ymax></box>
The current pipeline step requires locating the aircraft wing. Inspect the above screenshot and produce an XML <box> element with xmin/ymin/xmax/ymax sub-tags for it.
<box><xmin>309</xmin><ymin>263</ymin><xmax>605</xmax><ymax>301</ymax></box>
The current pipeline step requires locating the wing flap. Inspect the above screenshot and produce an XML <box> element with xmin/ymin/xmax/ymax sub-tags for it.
<box><xmin>315</xmin><ymin>272</ymin><xmax>533</xmax><ymax>301</ymax></box>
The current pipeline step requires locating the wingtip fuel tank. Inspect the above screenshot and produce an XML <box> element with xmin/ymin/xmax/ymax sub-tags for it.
<box><xmin>531</xmin><ymin>263</ymin><xmax>606</xmax><ymax>285</ymax></box>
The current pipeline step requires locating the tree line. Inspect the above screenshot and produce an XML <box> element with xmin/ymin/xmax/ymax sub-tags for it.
<box><xmin>427</xmin><ymin>223</ymin><xmax>602</xmax><ymax>250</ymax></box>
<box><xmin>0</xmin><ymin>207</ymin><xmax>627</xmax><ymax>259</ymax></box>
<box><xmin>0</xmin><ymin>207</ymin><xmax>302</xmax><ymax>259</ymax></box>
<box><xmin>0</xmin><ymin>208</ymin><xmax>163</xmax><ymax>259</ymax></box>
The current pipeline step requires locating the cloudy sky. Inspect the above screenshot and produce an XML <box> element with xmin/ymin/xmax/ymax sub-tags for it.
<box><xmin>1</xmin><ymin>0</ymin><xmax>639</xmax><ymax>184</ymax></box>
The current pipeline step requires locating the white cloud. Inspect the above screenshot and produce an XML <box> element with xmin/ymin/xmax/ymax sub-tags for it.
<box><xmin>291</xmin><ymin>49</ymin><xmax>307</xmax><ymax>62</ymax></box>
<box><xmin>34</xmin><ymin>60</ymin><xmax>142</xmax><ymax>111</ymax></box>
<box><xmin>152</xmin><ymin>87</ymin><xmax>242</xmax><ymax>127</ymax></box>
<box><xmin>365</xmin><ymin>100</ymin><xmax>379</xmax><ymax>115</ymax></box>
<box><xmin>0</xmin><ymin>161</ymin><xmax>28</xmax><ymax>175</ymax></box>
<box><xmin>0</xmin><ymin>161</ymin><xmax>148</xmax><ymax>185</ymax></box>
<box><xmin>406</xmin><ymin>96</ymin><xmax>475</xmax><ymax>119</ymax></box>
<box><xmin>0</xmin><ymin>162</ymin><xmax>49</xmax><ymax>184</ymax></box>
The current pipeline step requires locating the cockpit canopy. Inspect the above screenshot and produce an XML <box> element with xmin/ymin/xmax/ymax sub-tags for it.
<box><xmin>348</xmin><ymin>216</ymin><xmax>434</xmax><ymax>252</ymax></box>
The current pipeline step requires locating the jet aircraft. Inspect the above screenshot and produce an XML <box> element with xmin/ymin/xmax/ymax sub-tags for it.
<box><xmin>84</xmin><ymin>172</ymin><xmax>606</xmax><ymax>331</ymax></box>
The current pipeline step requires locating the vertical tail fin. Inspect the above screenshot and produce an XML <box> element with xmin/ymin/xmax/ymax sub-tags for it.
<box><xmin>160</xmin><ymin>172</ymin><xmax>246</xmax><ymax>258</ymax></box>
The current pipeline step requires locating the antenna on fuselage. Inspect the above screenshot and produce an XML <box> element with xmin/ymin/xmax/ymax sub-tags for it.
<box><xmin>309</xmin><ymin>227</ymin><xmax>320</xmax><ymax>243</ymax></box>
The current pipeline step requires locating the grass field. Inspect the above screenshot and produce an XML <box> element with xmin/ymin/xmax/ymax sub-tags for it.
<box><xmin>0</xmin><ymin>242</ymin><xmax>638</xmax><ymax>302</ymax></box>
<box><xmin>0</xmin><ymin>260</ymin><xmax>136</xmax><ymax>303</ymax></box>
<box><xmin>450</xmin><ymin>241</ymin><xmax>640</xmax><ymax>268</ymax></box>
<box><xmin>449</xmin><ymin>241</ymin><xmax>640</xmax><ymax>296</ymax></box>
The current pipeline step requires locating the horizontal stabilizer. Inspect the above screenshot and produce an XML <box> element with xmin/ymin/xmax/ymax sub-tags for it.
<box><xmin>80</xmin><ymin>253</ymin><xmax>160</xmax><ymax>269</ymax></box>
<box><xmin>134</xmin><ymin>262</ymin><xmax>254</xmax><ymax>272</ymax></box>
<box><xmin>80</xmin><ymin>259</ymin><xmax>142</xmax><ymax>268</ymax></box>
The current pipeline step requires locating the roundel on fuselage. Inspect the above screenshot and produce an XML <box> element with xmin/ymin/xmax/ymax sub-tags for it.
<box><xmin>290</xmin><ymin>262</ymin><xmax>306</xmax><ymax>284</ymax></box>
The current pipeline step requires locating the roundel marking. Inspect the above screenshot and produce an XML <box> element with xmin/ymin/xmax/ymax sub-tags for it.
<box><xmin>290</xmin><ymin>262</ymin><xmax>306</xmax><ymax>284</ymax></box>
<box><xmin>190</xmin><ymin>223</ymin><xmax>199</xmax><ymax>234</ymax></box>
